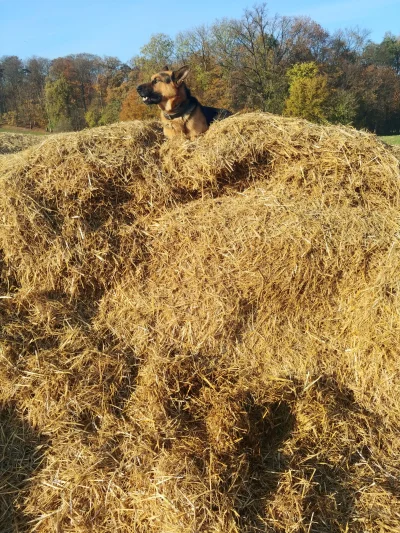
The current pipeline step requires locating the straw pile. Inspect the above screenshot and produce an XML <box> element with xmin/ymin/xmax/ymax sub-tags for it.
<box><xmin>0</xmin><ymin>132</ymin><xmax>44</xmax><ymax>155</ymax></box>
<box><xmin>0</xmin><ymin>113</ymin><xmax>399</xmax><ymax>533</ymax></box>
<box><xmin>390</xmin><ymin>144</ymin><xmax>400</xmax><ymax>160</ymax></box>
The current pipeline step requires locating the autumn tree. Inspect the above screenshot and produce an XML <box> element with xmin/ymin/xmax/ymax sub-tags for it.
<box><xmin>283</xmin><ymin>17</ymin><xmax>330</xmax><ymax>65</ymax></box>
<box><xmin>70</xmin><ymin>53</ymin><xmax>102</xmax><ymax>113</ymax></box>
<box><xmin>133</xmin><ymin>33</ymin><xmax>175</xmax><ymax>75</ymax></box>
<box><xmin>45</xmin><ymin>57</ymin><xmax>82</xmax><ymax>130</ymax></box>
<box><xmin>20</xmin><ymin>57</ymin><xmax>50</xmax><ymax>127</ymax></box>
<box><xmin>354</xmin><ymin>64</ymin><xmax>400</xmax><ymax>133</ymax></box>
<box><xmin>175</xmin><ymin>25</ymin><xmax>232</xmax><ymax>109</ymax></box>
<box><xmin>364</xmin><ymin>32</ymin><xmax>400</xmax><ymax>74</ymax></box>
<box><xmin>85</xmin><ymin>57</ymin><xmax>131</xmax><ymax>126</ymax></box>
<box><xmin>0</xmin><ymin>55</ymin><xmax>50</xmax><ymax>127</ymax></box>
<box><xmin>119</xmin><ymin>87</ymin><xmax>158</xmax><ymax>121</ymax></box>
<box><xmin>211</xmin><ymin>5</ymin><xmax>312</xmax><ymax>112</ymax></box>
<box><xmin>323</xmin><ymin>30</ymin><xmax>400</xmax><ymax>132</ymax></box>
<box><xmin>211</xmin><ymin>5</ymin><xmax>287</xmax><ymax>111</ymax></box>
<box><xmin>45</xmin><ymin>54</ymin><xmax>104</xmax><ymax>130</ymax></box>
<box><xmin>0</xmin><ymin>56</ymin><xmax>26</xmax><ymax>123</ymax></box>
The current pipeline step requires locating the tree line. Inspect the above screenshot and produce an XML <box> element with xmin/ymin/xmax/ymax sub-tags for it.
<box><xmin>1</xmin><ymin>4</ymin><xmax>400</xmax><ymax>134</ymax></box>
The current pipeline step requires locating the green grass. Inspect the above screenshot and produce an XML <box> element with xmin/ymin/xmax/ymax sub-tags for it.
<box><xmin>379</xmin><ymin>135</ymin><xmax>400</xmax><ymax>146</ymax></box>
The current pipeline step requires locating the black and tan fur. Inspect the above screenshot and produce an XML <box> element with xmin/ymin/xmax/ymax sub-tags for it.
<box><xmin>136</xmin><ymin>66</ymin><xmax>231</xmax><ymax>140</ymax></box>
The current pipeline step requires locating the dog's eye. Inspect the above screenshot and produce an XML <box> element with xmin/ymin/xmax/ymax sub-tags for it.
<box><xmin>152</xmin><ymin>78</ymin><xmax>159</xmax><ymax>85</ymax></box>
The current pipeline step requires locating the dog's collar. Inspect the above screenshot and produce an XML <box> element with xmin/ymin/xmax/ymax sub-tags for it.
<box><xmin>163</xmin><ymin>97</ymin><xmax>198</xmax><ymax>121</ymax></box>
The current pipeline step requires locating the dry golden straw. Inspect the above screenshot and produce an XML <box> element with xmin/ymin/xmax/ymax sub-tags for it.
<box><xmin>0</xmin><ymin>132</ymin><xmax>43</xmax><ymax>155</ymax></box>
<box><xmin>0</xmin><ymin>113</ymin><xmax>399</xmax><ymax>532</ymax></box>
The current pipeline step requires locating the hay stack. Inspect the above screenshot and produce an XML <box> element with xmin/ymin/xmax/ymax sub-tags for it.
<box><xmin>0</xmin><ymin>132</ymin><xmax>44</xmax><ymax>155</ymax></box>
<box><xmin>0</xmin><ymin>121</ymin><xmax>164</xmax><ymax>310</ymax></box>
<box><xmin>0</xmin><ymin>113</ymin><xmax>399</xmax><ymax>532</ymax></box>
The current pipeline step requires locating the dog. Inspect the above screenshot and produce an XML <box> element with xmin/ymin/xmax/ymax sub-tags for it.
<box><xmin>136</xmin><ymin>66</ymin><xmax>231</xmax><ymax>140</ymax></box>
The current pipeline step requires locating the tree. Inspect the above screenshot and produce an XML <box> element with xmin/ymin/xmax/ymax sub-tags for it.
<box><xmin>45</xmin><ymin>75</ymin><xmax>74</xmax><ymax>131</ymax></box>
<box><xmin>364</xmin><ymin>33</ymin><xmax>400</xmax><ymax>74</ymax></box>
<box><xmin>326</xmin><ymin>88</ymin><xmax>357</xmax><ymax>125</ymax></box>
<box><xmin>284</xmin><ymin>17</ymin><xmax>330</xmax><ymax>64</ymax></box>
<box><xmin>1</xmin><ymin>8</ymin><xmax>398</xmax><ymax>135</ymax></box>
<box><xmin>211</xmin><ymin>5</ymin><xmax>298</xmax><ymax>112</ymax></box>
<box><xmin>69</xmin><ymin>53</ymin><xmax>102</xmax><ymax>113</ymax></box>
<box><xmin>44</xmin><ymin>54</ymin><xmax>104</xmax><ymax>130</ymax></box>
<box><xmin>132</xmin><ymin>33</ymin><xmax>175</xmax><ymax>75</ymax></box>
<box><xmin>98</xmin><ymin>98</ymin><xmax>121</xmax><ymax>125</ymax></box>
<box><xmin>176</xmin><ymin>25</ymin><xmax>213</xmax><ymax>69</ymax></box>
<box><xmin>284</xmin><ymin>62</ymin><xmax>330</xmax><ymax>123</ymax></box>
<box><xmin>0</xmin><ymin>56</ymin><xmax>25</xmax><ymax>122</ymax></box>
<box><xmin>355</xmin><ymin>64</ymin><xmax>400</xmax><ymax>133</ymax></box>
<box><xmin>85</xmin><ymin>57</ymin><xmax>131</xmax><ymax>127</ymax></box>
<box><xmin>20</xmin><ymin>57</ymin><xmax>50</xmax><ymax>127</ymax></box>
<box><xmin>174</xmin><ymin>25</ymin><xmax>233</xmax><ymax>109</ymax></box>
<box><xmin>119</xmin><ymin>88</ymin><xmax>157</xmax><ymax>121</ymax></box>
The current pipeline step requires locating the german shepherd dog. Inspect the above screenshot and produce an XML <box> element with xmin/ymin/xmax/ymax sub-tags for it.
<box><xmin>136</xmin><ymin>66</ymin><xmax>231</xmax><ymax>139</ymax></box>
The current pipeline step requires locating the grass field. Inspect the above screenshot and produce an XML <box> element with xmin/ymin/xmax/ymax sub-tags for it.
<box><xmin>0</xmin><ymin>126</ymin><xmax>48</xmax><ymax>135</ymax></box>
<box><xmin>380</xmin><ymin>134</ymin><xmax>400</xmax><ymax>145</ymax></box>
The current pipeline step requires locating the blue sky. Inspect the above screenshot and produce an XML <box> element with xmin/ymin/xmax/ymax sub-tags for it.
<box><xmin>1</xmin><ymin>0</ymin><xmax>399</xmax><ymax>62</ymax></box>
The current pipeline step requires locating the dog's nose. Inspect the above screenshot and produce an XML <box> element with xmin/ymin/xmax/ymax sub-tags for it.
<box><xmin>137</xmin><ymin>84</ymin><xmax>146</xmax><ymax>96</ymax></box>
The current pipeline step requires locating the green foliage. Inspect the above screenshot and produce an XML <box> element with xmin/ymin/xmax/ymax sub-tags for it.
<box><xmin>99</xmin><ymin>99</ymin><xmax>121</xmax><ymax>126</ymax></box>
<box><xmin>85</xmin><ymin>107</ymin><xmax>102</xmax><ymax>128</ymax></box>
<box><xmin>192</xmin><ymin>64</ymin><xmax>212</xmax><ymax>93</ymax></box>
<box><xmin>134</xmin><ymin>33</ymin><xmax>175</xmax><ymax>74</ymax></box>
<box><xmin>284</xmin><ymin>64</ymin><xmax>330</xmax><ymax>123</ymax></box>
<box><xmin>1</xmin><ymin>111</ymin><xmax>17</xmax><ymax>126</ymax></box>
<box><xmin>52</xmin><ymin>117</ymin><xmax>74</xmax><ymax>133</ymax></box>
<box><xmin>364</xmin><ymin>32</ymin><xmax>400</xmax><ymax>74</ymax></box>
<box><xmin>327</xmin><ymin>89</ymin><xmax>358</xmax><ymax>125</ymax></box>
<box><xmin>286</xmin><ymin>61</ymin><xmax>319</xmax><ymax>82</ymax></box>
<box><xmin>45</xmin><ymin>75</ymin><xmax>73</xmax><ymax>131</ymax></box>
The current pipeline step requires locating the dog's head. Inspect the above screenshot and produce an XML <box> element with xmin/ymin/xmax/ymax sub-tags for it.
<box><xmin>136</xmin><ymin>66</ymin><xmax>190</xmax><ymax>107</ymax></box>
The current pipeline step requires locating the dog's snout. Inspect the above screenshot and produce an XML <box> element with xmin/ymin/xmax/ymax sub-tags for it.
<box><xmin>137</xmin><ymin>82</ymin><xmax>161</xmax><ymax>106</ymax></box>
<box><xmin>136</xmin><ymin>84</ymin><xmax>146</xmax><ymax>96</ymax></box>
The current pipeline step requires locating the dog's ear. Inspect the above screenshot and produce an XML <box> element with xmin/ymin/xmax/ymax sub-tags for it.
<box><xmin>162</xmin><ymin>65</ymin><xmax>169</xmax><ymax>71</ymax></box>
<box><xmin>172</xmin><ymin>65</ymin><xmax>190</xmax><ymax>85</ymax></box>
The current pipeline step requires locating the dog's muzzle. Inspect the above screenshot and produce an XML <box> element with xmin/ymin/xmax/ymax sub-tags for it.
<box><xmin>136</xmin><ymin>84</ymin><xmax>162</xmax><ymax>105</ymax></box>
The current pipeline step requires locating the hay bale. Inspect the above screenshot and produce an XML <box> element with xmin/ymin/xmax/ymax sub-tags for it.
<box><xmin>99</xmin><ymin>188</ymin><xmax>399</xmax><ymax>403</ymax></box>
<box><xmin>161</xmin><ymin>113</ymin><xmax>399</xmax><ymax>207</ymax></box>
<box><xmin>389</xmin><ymin>143</ymin><xmax>400</xmax><ymax>161</ymax></box>
<box><xmin>0</xmin><ymin>121</ymin><xmax>164</xmax><ymax>310</ymax></box>
<box><xmin>0</xmin><ymin>403</ymin><xmax>46</xmax><ymax>532</ymax></box>
<box><xmin>1</xmin><ymin>113</ymin><xmax>400</xmax><ymax>532</ymax></box>
<box><xmin>0</xmin><ymin>132</ymin><xmax>44</xmax><ymax>155</ymax></box>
